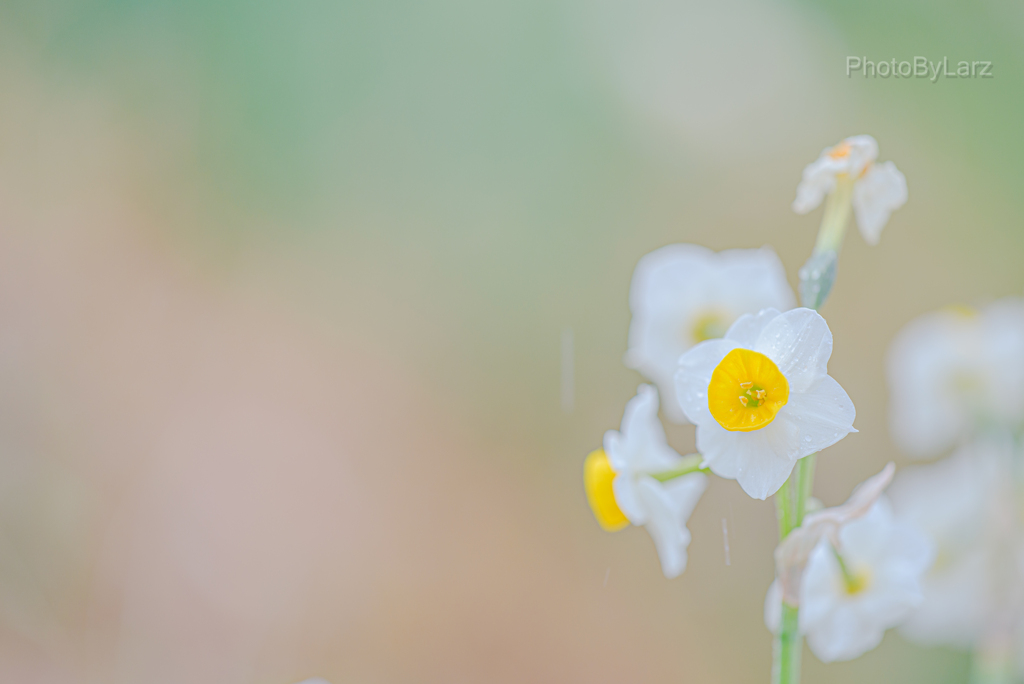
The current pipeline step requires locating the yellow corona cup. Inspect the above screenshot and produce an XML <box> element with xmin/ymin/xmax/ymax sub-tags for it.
<box><xmin>707</xmin><ymin>348</ymin><xmax>789</xmax><ymax>432</ymax></box>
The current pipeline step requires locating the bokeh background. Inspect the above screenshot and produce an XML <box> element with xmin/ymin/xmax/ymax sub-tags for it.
<box><xmin>0</xmin><ymin>0</ymin><xmax>1022</xmax><ymax>682</ymax></box>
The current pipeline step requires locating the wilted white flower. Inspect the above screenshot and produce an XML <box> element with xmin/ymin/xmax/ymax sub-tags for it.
<box><xmin>584</xmin><ymin>385</ymin><xmax>708</xmax><ymax>578</ymax></box>
<box><xmin>889</xmin><ymin>440</ymin><xmax>1010</xmax><ymax>648</ymax></box>
<box><xmin>887</xmin><ymin>298</ymin><xmax>1024</xmax><ymax>458</ymax></box>
<box><xmin>624</xmin><ymin>244</ymin><xmax>795</xmax><ymax>423</ymax></box>
<box><xmin>766</xmin><ymin>472</ymin><xmax>933</xmax><ymax>663</ymax></box>
<box><xmin>793</xmin><ymin>135</ymin><xmax>907</xmax><ymax>246</ymax></box>
<box><xmin>675</xmin><ymin>308</ymin><xmax>856</xmax><ymax>500</ymax></box>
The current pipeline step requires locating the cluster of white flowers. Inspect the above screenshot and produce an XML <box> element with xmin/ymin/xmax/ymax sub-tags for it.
<box><xmin>885</xmin><ymin>298</ymin><xmax>1024</xmax><ymax>672</ymax></box>
<box><xmin>588</xmin><ymin>242</ymin><xmax>801</xmax><ymax>577</ymax></box>
<box><xmin>584</xmin><ymin>135</ymin><xmax>935</xmax><ymax>677</ymax></box>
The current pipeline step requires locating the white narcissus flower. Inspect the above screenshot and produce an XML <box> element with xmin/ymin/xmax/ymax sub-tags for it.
<box><xmin>584</xmin><ymin>385</ymin><xmax>708</xmax><ymax>578</ymax></box>
<box><xmin>888</xmin><ymin>440</ymin><xmax>1008</xmax><ymax>649</ymax></box>
<box><xmin>624</xmin><ymin>245</ymin><xmax>796</xmax><ymax>424</ymax></box>
<box><xmin>773</xmin><ymin>463</ymin><xmax>896</xmax><ymax>606</ymax></box>
<box><xmin>887</xmin><ymin>298</ymin><xmax>1024</xmax><ymax>458</ymax></box>
<box><xmin>675</xmin><ymin>308</ymin><xmax>856</xmax><ymax>500</ymax></box>
<box><xmin>793</xmin><ymin>135</ymin><xmax>907</xmax><ymax>245</ymax></box>
<box><xmin>765</xmin><ymin>470</ymin><xmax>934</xmax><ymax>664</ymax></box>
<box><xmin>797</xmin><ymin>498</ymin><xmax>933</xmax><ymax>662</ymax></box>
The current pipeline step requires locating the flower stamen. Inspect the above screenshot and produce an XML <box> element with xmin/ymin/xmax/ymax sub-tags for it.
<box><xmin>828</xmin><ymin>141</ymin><xmax>852</xmax><ymax>159</ymax></box>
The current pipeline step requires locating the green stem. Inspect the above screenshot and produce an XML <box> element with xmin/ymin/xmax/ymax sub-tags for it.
<box><xmin>775</xmin><ymin>474</ymin><xmax>794</xmax><ymax>541</ymax></box>
<box><xmin>772</xmin><ymin>456</ymin><xmax>816</xmax><ymax>684</ymax></box>
<box><xmin>650</xmin><ymin>454</ymin><xmax>708</xmax><ymax>482</ymax></box>
<box><xmin>773</xmin><ymin>604</ymin><xmax>801</xmax><ymax>684</ymax></box>
<box><xmin>796</xmin><ymin>455</ymin><xmax>816</xmax><ymax>527</ymax></box>
<box><xmin>970</xmin><ymin>640</ymin><xmax>1014</xmax><ymax>684</ymax></box>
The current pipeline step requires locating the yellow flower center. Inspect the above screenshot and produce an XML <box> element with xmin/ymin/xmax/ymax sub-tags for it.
<box><xmin>690</xmin><ymin>311</ymin><xmax>730</xmax><ymax>344</ymax></box>
<box><xmin>707</xmin><ymin>348</ymin><xmax>789</xmax><ymax>432</ymax></box>
<box><xmin>843</xmin><ymin>567</ymin><xmax>872</xmax><ymax>596</ymax></box>
<box><xmin>583</xmin><ymin>449</ymin><xmax>629</xmax><ymax>531</ymax></box>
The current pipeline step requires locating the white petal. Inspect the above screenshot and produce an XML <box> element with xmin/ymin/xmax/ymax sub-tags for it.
<box><xmin>627</xmin><ymin>244</ymin><xmax>717</xmax><ymax>313</ymax></box>
<box><xmin>664</xmin><ymin>470</ymin><xmax>708</xmax><ymax>523</ymax></box>
<box><xmin>764</xmin><ymin>580</ymin><xmax>783</xmax><ymax>635</ymax></box>
<box><xmin>852</xmin><ymin>161</ymin><xmax>907</xmax><ymax>245</ymax></box>
<box><xmin>710</xmin><ymin>247</ymin><xmax>796</xmax><ymax>316</ymax></box>
<box><xmin>773</xmin><ymin>376</ymin><xmax>857</xmax><ymax>452</ymax></box>
<box><xmin>612</xmin><ymin>473</ymin><xmax>646</xmax><ymax>525</ymax></box>
<box><xmin>724</xmin><ymin>308</ymin><xmax>783</xmax><ymax>348</ymax></box>
<box><xmin>853</xmin><ymin>567</ymin><xmax>924</xmax><ymax>629</ymax></box>
<box><xmin>874</xmin><ymin>522</ymin><xmax>935</xmax><ymax>578</ymax></box>
<box><xmin>605</xmin><ymin>385</ymin><xmax>682</xmax><ymax>474</ymax></box>
<box><xmin>754</xmin><ymin>308</ymin><xmax>834</xmax><ymax>393</ymax></box>
<box><xmin>835</xmin><ymin>499</ymin><xmax>893</xmax><ymax>563</ymax></box>
<box><xmin>798</xmin><ymin>539</ymin><xmax>840</xmax><ymax>632</ymax></box>
<box><xmin>634</xmin><ymin>474</ymin><xmax>706</xmax><ymax>578</ymax></box>
<box><xmin>695</xmin><ymin>422</ymin><xmax>801</xmax><ymax>500</ymax></box>
<box><xmin>675</xmin><ymin>338</ymin><xmax>739</xmax><ymax>424</ymax></box>
<box><xmin>792</xmin><ymin>157</ymin><xmax>840</xmax><ymax>214</ymax></box>
<box><xmin>805</xmin><ymin>606</ymin><xmax>884</xmax><ymax>663</ymax></box>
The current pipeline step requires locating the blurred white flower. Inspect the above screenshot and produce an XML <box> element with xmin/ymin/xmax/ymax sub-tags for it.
<box><xmin>584</xmin><ymin>385</ymin><xmax>708</xmax><ymax>578</ymax></box>
<box><xmin>773</xmin><ymin>463</ymin><xmax>895</xmax><ymax>606</ymax></box>
<box><xmin>888</xmin><ymin>440</ymin><xmax>1010</xmax><ymax>649</ymax></box>
<box><xmin>799</xmin><ymin>498</ymin><xmax>933</xmax><ymax>662</ymax></box>
<box><xmin>675</xmin><ymin>308</ymin><xmax>856</xmax><ymax>500</ymax></box>
<box><xmin>887</xmin><ymin>298</ymin><xmax>1024</xmax><ymax>458</ymax></box>
<box><xmin>766</xmin><ymin>486</ymin><xmax>933</xmax><ymax>663</ymax></box>
<box><xmin>624</xmin><ymin>244</ymin><xmax>795</xmax><ymax>423</ymax></box>
<box><xmin>793</xmin><ymin>135</ymin><xmax>907</xmax><ymax>246</ymax></box>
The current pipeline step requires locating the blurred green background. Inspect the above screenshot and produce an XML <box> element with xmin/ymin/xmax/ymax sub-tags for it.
<box><xmin>0</xmin><ymin>1</ymin><xmax>1021</xmax><ymax>682</ymax></box>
